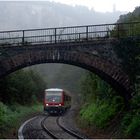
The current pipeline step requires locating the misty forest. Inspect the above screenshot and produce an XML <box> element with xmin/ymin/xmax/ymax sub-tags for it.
<box><xmin>0</xmin><ymin>1</ymin><xmax>140</xmax><ymax>139</ymax></box>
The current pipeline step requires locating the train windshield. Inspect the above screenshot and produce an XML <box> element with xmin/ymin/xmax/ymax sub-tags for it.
<box><xmin>45</xmin><ymin>91</ymin><xmax>62</xmax><ymax>103</ymax></box>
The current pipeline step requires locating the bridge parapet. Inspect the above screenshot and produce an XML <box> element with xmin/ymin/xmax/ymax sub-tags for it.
<box><xmin>0</xmin><ymin>22</ymin><xmax>139</xmax><ymax>46</ymax></box>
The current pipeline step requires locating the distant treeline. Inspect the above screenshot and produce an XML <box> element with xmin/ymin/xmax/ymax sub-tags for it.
<box><xmin>0</xmin><ymin>1</ymin><xmax>124</xmax><ymax>30</ymax></box>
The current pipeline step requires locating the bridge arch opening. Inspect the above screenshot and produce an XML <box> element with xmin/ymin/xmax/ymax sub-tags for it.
<box><xmin>0</xmin><ymin>50</ymin><xmax>132</xmax><ymax>102</ymax></box>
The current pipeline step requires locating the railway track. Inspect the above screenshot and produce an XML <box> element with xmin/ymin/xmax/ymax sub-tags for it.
<box><xmin>18</xmin><ymin>114</ymin><xmax>52</xmax><ymax>139</ymax></box>
<box><xmin>41</xmin><ymin>115</ymin><xmax>58</xmax><ymax>139</ymax></box>
<box><xmin>18</xmin><ymin>116</ymin><xmax>38</xmax><ymax>139</ymax></box>
<box><xmin>56</xmin><ymin>117</ymin><xmax>85</xmax><ymax>139</ymax></box>
<box><xmin>18</xmin><ymin>113</ymin><xmax>85</xmax><ymax>139</ymax></box>
<box><xmin>41</xmin><ymin>114</ymin><xmax>85</xmax><ymax>139</ymax></box>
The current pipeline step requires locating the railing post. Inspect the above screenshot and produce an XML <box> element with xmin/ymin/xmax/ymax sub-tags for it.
<box><xmin>50</xmin><ymin>35</ymin><xmax>52</xmax><ymax>43</ymax></box>
<box><xmin>130</xmin><ymin>23</ymin><xmax>133</xmax><ymax>37</ymax></box>
<box><xmin>117</xmin><ymin>24</ymin><xmax>120</xmax><ymax>38</ymax></box>
<box><xmin>79</xmin><ymin>33</ymin><xmax>81</xmax><ymax>41</ymax></box>
<box><xmin>54</xmin><ymin>28</ymin><xmax>56</xmax><ymax>43</ymax></box>
<box><xmin>86</xmin><ymin>26</ymin><xmax>88</xmax><ymax>41</ymax></box>
<box><xmin>22</xmin><ymin>30</ymin><xmax>24</xmax><ymax>45</ymax></box>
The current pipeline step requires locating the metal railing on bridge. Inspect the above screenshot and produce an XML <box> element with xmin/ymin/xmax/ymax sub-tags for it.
<box><xmin>0</xmin><ymin>22</ymin><xmax>140</xmax><ymax>46</ymax></box>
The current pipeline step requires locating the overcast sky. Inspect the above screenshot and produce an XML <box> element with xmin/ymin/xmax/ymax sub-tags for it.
<box><xmin>0</xmin><ymin>0</ymin><xmax>139</xmax><ymax>12</ymax></box>
<box><xmin>48</xmin><ymin>0</ymin><xmax>140</xmax><ymax>12</ymax></box>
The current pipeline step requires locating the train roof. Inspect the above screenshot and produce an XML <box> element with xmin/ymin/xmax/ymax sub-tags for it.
<box><xmin>45</xmin><ymin>88</ymin><xmax>63</xmax><ymax>92</ymax></box>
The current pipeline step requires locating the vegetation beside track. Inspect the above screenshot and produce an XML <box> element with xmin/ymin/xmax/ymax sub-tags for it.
<box><xmin>78</xmin><ymin>71</ymin><xmax>140</xmax><ymax>138</ymax></box>
<box><xmin>0</xmin><ymin>69</ymin><xmax>46</xmax><ymax>138</ymax></box>
<box><xmin>78</xmin><ymin>6</ymin><xmax>140</xmax><ymax>139</ymax></box>
<box><xmin>78</xmin><ymin>72</ymin><xmax>124</xmax><ymax>138</ymax></box>
<box><xmin>0</xmin><ymin>103</ymin><xmax>42</xmax><ymax>138</ymax></box>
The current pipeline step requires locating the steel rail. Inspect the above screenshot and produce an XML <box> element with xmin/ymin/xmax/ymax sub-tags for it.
<box><xmin>18</xmin><ymin>116</ymin><xmax>39</xmax><ymax>139</ymax></box>
<box><xmin>56</xmin><ymin>116</ymin><xmax>85</xmax><ymax>139</ymax></box>
<box><xmin>41</xmin><ymin>115</ymin><xmax>58</xmax><ymax>139</ymax></box>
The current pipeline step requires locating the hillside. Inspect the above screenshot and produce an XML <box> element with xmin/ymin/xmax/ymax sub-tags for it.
<box><xmin>117</xmin><ymin>6</ymin><xmax>140</xmax><ymax>23</ymax></box>
<box><xmin>0</xmin><ymin>1</ymin><xmax>125</xmax><ymax>30</ymax></box>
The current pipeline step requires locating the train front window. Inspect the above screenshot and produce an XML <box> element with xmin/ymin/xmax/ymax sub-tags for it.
<box><xmin>45</xmin><ymin>91</ymin><xmax>62</xmax><ymax>103</ymax></box>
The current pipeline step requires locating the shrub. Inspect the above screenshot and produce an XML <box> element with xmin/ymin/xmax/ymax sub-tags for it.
<box><xmin>122</xmin><ymin>113</ymin><xmax>140</xmax><ymax>138</ymax></box>
<box><xmin>0</xmin><ymin>102</ymin><xmax>42</xmax><ymax>138</ymax></box>
<box><xmin>80</xmin><ymin>99</ymin><xmax>119</xmax><ymax>128</ymax></box>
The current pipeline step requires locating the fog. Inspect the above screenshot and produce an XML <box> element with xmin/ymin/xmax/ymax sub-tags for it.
<box><xmin>0</xmin><ymin>1</ymin><xmax>127</xmax><ymax>92</ymax></box>
<box><xmin>0</xmin><ymin>1</ymin><xmax>126</xmax><ymax>31</ymax></box>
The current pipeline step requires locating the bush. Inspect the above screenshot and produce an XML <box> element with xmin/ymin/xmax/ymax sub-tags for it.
<box><xmin>121</xmin><ymin>93</ymin><xmax>140</xmax><ymax>138</ymax></box>
<box><xmin>121</xmin><ymin>113</ymin><xmax>140</xmax><ymax>138</ymax></box>
<box><xmin>79</xmin><ymin>98</ymin><xmax>120</xmax><ymax>129</ymax></box>
<box><xmin>0</xmin><ymin>102</ymin><xmax>42</xmax><ymax>138</ymax></box>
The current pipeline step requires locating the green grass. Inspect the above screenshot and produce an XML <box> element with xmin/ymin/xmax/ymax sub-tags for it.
<box><xmin>0</xmin><ymin>102</ymin><xmax>43</xmax><ymax>138</ymax></box>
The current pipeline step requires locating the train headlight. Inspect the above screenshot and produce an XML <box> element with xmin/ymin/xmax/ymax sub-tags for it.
<box><xmin>46</xmin><ymin>104</ymin><xmax>48</xmax><ymax>106</ymax></box>
<box><xmin>59</xmin><ymin>104</ymin><xmax>61</xmax><ymax>106</ymax></box>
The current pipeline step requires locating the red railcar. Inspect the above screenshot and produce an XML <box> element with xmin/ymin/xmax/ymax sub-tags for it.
<box><xmin>43</xmin><ymin>88</ymin><xmax>71</xmax><ymax>114</ymax></box>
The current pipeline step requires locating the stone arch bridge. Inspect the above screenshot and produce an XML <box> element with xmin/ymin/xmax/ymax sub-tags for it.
<box><xmin>0</xmin><ymin>22</ymin><xmax>140</xmax><ymax>102</ymax></box>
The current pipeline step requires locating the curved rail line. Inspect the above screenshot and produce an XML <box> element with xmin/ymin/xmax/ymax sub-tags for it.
<box><xmin>41</xmin><ymin>115</ymin><xmax>85</xmax><ymax>139</ymax></box>
<box><xmin>56</xmin><ymin>116</ymin><xmax>85</xmax><ymax>139</ymax></box>
<box><xmin>18</xmin><ymin>113</ymin><xmax>85</xmax><ymax>139</ymax></box>
<box><xmin>18</xmin><ymin>116</ymin><xmax>39</xmax><ymax>139</ymax></box>
<box><xmin>41</xmin><ymin>115</ymin><xmax>58</xmax><ymax>139</ymax></box>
